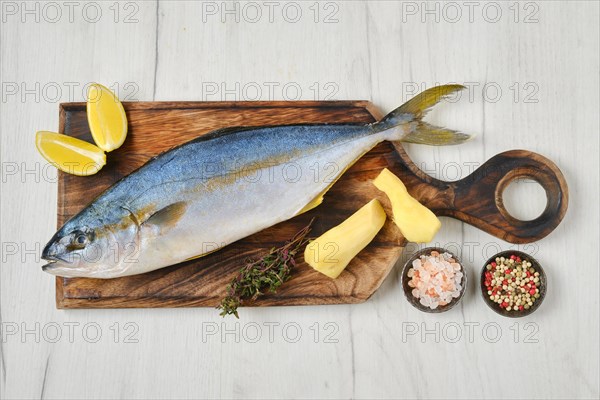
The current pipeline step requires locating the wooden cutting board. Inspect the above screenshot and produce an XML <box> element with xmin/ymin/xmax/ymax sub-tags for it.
<box><xmin>55</xmin><ymin>101</ymin><xmax>568</xmax><ymax>308</ymax></box>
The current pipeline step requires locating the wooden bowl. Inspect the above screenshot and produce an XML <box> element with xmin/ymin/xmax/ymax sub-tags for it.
<box><xmin>401</xmin><ymin>247</ymin><xmax>467</xmax><ymax>313</ymax></box>
<box><xmin>480</xmin><ymin>250</ymin><xmax>547</xmax><ymax>318</ymax></box>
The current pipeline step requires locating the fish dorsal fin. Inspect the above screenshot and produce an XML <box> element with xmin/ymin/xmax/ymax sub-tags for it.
<box><xmin>142</xmin><ymin>202</ymin><xmax>187</xmax><ymax>234</ymax></box>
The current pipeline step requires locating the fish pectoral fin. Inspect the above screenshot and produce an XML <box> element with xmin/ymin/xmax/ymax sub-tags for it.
<box><xmin>142</xmin><ymin>201</ymin><xmax>187</xmax><ymax>234</ymax></box>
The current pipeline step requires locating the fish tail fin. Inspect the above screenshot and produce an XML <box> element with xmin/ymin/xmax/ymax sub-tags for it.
<box><xmin>374</xmin><ymin>84</ymin><xmax>471</xmax><ymax>146</ymax></box>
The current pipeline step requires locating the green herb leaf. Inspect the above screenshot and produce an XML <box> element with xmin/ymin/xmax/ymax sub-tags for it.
<box><xmin>217</xmin><ymin>220</ymin><xmax>314</xmax><ymax>318</ymax></box>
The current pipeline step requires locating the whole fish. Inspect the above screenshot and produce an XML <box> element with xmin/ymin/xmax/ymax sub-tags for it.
<box><xmin>42</xmin><ymin>85</ymin><xmax>469</xmax><ymax>278</ymax></box>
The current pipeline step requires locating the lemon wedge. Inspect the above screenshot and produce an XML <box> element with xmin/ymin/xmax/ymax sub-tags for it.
<box><xmin>36</xmin><ymin>131</ymin><xmax>106</xmax><ymax>176</ymax></box>
<box><xmin>86</xmin><ymin>83</ymin><xmax>128</xmax><ymax>152</ymax></box>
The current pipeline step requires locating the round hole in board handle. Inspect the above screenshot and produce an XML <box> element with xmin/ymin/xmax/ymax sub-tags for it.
<box><xmin>495</xmin><ymin>169</ymin><xmax>552</xmax><ymax>224</ymax></box>
<box><xmin>501</xmin><ymin>178</ymin><xmax>549</xmax><ymax>221</ymax></box>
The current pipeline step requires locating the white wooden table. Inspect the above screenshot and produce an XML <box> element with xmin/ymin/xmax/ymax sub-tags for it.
<box><xmin>1</xmin><ymin>1</ymin><xmax>598</xmax><ymax>399</ymax></box>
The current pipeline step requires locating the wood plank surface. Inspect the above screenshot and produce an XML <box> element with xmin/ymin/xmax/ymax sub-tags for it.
<box><xmin>1</xmin><ymin>2</ymin><xmax>597</xmax><ymax>399</ymax></box>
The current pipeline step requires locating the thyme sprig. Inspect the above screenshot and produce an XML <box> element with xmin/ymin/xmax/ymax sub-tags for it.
<box><xmin>218</xmin><ymin>220</ymin><xmax>314</xmax><ymax>318</ymax></box>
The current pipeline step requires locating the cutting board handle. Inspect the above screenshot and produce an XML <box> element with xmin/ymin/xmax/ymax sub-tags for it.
<box><xmin>444</xmin><ymin>150</ymin><xmax>568</xmax><ymax>243</ymax></box>
<box><xmin>394</xmin><ymin>146</ymin><xmax>569</xmax><ymax>244</ymax></box>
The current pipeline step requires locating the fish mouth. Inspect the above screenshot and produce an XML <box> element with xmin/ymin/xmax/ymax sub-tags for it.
<box><xmin>41</xmin><ymin>255</ymin><xmax>71</xmax><ymax>271</ymax></box>
<box><xmin>41</xmin><ymin>241</ymin><xmax>72</xmax><ymax>272</ymax></box>
<box><xmin>42</xmin><ymin>260</ymin><xmax>57</xmax><ymax>272</ymax></box>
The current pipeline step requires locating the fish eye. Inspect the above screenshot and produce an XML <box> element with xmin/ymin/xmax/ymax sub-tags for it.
<box><xmin>70</xmin><ymin>231</ymin><xmax>89</xmax><ymax>249</ymax></box>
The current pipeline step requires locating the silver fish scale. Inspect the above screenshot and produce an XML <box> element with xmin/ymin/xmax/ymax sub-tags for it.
<box><xmin>102</xmin><ymin>123</ymin><xmax>372</xmax><ymax>209</ymax></box>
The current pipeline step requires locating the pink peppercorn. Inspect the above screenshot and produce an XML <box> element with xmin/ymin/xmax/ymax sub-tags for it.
<box><xmin>485</xmin><ymin>254</ymin><xmax>541</xmax><ymax>313</ymax></box>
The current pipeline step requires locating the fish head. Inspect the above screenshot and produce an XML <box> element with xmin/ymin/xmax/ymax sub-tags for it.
<box><xmin>42</xmin><ymin>204</ymin><xmax>140</xmax><ymax>278</ymax></box>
